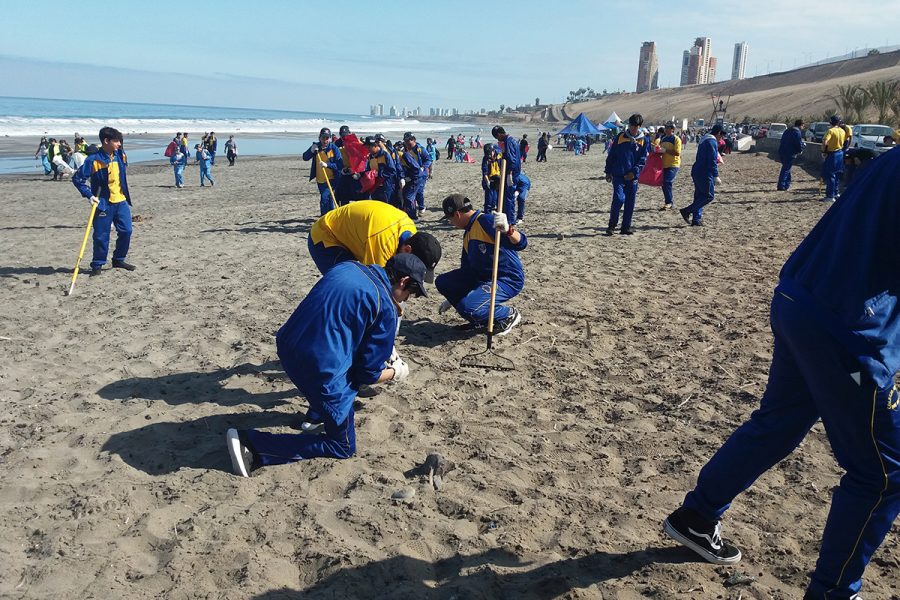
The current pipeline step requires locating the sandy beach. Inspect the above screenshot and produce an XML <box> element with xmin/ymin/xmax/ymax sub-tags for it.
<box><xmin>1</xmin><ymin>146</ymin><xmax>898</xmax><ymax>599</ymax></box>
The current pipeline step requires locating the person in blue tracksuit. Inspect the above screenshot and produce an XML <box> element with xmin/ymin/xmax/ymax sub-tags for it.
<box><xmin>491</xmin><ymin>126</ymin><xmax>521</xmax><ymax>226</ymax></box>
<box><xmin>778</xmin><ymin>119</ymin><xmax>806</xmax><ymax>191</ymax></box>
<box><xmin>170</xmin><ymin>143</ymin><xmax>188</xmax><ymax>188</ymax></box>
<box><xmin>398</xmin><ymin>132</ymin><xmax>425</xmax><ymax>220</ymax></box>
<box><xmin>604</xmin><ymin>114</ymin><xmax>649</xmax><ymax>235</ymax></box>
<box><xmin>195</xmin><ymin>144</ymin><xmax>214</xmax><ymax>186</ymax></box>
<box><xmin>225</xmin><ymin>253</ymin><xmax>429</xmax><ymax>476</ymax></box>
<box><xmin>514</xmin><ymin>172</ymin><xmax>531</xmax><ymax>224</ymax></box>
<box><xmin>436</xmin><ymin>193</ymin><xmax>526</xmax><ymax>336</ymax></box>
<box><xmin>680</xmin><ymin>124</ymin><xmax>726</xmax><ymax>226</ymax></box>
<box><xmin>481</xmin><ymin>143</ymin><xmax>501</xmax><ymax>212</ymax></box>
<box><xmin>663</xmin><ymin>147</ymin><xmax>900</xmax><ymax>599</ymax></box>
<box><xmin>364</xmin><ymin>136</ymin><xmax>397</xmax><ymax>204</ymax></box>
<box><xmin>401</xmin><ymin>132</ymin><xmax>431</xmax><ymax>218</ymax></box>
<box><xmin>72</xmin><ymin>127</ymin><xmax>136</xmax><ymax>276</ymax></box>
<box><xmin>302</xmin><ymin>127</ymin><xmax>344</xmax><ymax>215</ymax></box>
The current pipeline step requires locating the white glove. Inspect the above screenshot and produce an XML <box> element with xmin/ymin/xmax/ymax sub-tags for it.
<box><xmin>319</xmin><ymin>161</ymin><xmax>328</xmax><ymax>169</ymax></box>
<box><xmin>513</xmin><ymin>191</ymin><xmax>520</xmax><ymax>199</ymax></box>
<box><xmin>715</xmin><ymin>177</ymin><xmax>723</xmax><ymax>185</ymax></box>
<box><xmin>390</xmin><ymin>358</ymin><xmax>409</xmax><ymax>382</ymax></box>
<box><xmin>388</xmin><ymin>345</ymin><xmax>400</xmax><ymax>363</ymax></box>
<box><xmin>89</xmin><ymin>196</ymin><xmax>99</xmax><ymax>206</ymax></box>
<box><xmin>492</xmin><ymin>211</ymin><xmax>509</xmax><ymax>233</ymax></box>
<box><xmin>438</xmin><ymin>299</ymin><xmax>452</xmax><ymax>314</ymax></box>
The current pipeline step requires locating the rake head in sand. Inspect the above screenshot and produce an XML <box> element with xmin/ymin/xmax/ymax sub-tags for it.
<box><xmin>460</xmin><ymin>158</ymin><xmax>516</xmax><ymax>372</ymax></box>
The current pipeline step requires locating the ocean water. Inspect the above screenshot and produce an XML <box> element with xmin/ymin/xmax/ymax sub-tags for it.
<box><xmin>0</xmin><ymin>96</ymin><xmax>475</xmax><ymax>174</ymax></box>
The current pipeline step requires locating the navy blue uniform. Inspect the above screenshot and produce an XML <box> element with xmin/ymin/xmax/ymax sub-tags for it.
<box><xmin>242</xmin><ymin>261</ymin><xmax>397</xmax><ymax>464</ymax></box>
<box><xmin>604</xmin><ymin>130</ymin><xmax>648</xmax><ymax>231</ymax></box>
<box><xmin>683</xmin><ymin>134</ymin><xmax>719</xmax><ymax>223</ymax></box>
<box><xmin>681</xmin><ymin>148</ymin><xmax>900</xmax><ymax>599</ymax></box>
<box><xmin>498</xmin><ymin>137</ymin><xmax>521</xmax><ymax>225</ymax></box>
<box><xmin>436</xmin><ymin>211</ymin><xmax>527</xmax><ymax>326</ymax></box>
<box><xmin>777</xmin><ymin>126</ymin><xmax>805</xmax><ymax>190</ymax></box>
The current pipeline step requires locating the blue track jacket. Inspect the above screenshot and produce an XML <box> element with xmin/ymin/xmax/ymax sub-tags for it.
<box><xmin>275</xmin><ymin>261</ymin><xmax>397</xmax><ymax>425</ymax></box>
<box><xmin>460</xmin><ymin>211</ymin><xmax>527</xmax><ymax>288</ymax></box>
<box><xmin>604</xmin><ymin>130</ymin><xmax>648</xmax><ymax>179</ymax></box>
<box><xmin>302</xmin><ymin>141</ymin><xmax>344</xmax><ymax>182</ymax></box>
<box><xmin>779</xmin><ymin>126</ymin><xmax>805</xmax><ymax>158</ymax></box>
<box><xmin>73</xmin><ymin>149</ymin><xmax>132</xmax><ymax>205</ymax></box>
<box><xmin>500</xmin><ymin>136</ymin><xmax>521</xmax><ymax>181</ymax></box>
<box><xmin>776</xmin><ymin>147</ymin><xmax>900</xmax><ymax>388</ymax></box>
<box><xmin>691</xmin><ymin>134</ymin><xmax>719</xmax><ymax>179</ymax></box>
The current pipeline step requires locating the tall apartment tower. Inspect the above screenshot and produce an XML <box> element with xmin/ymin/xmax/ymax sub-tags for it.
<box><xmin>732</xmin><ymin>42</ymin><xmax>748</xmax><ymax>80</ymax></box>
<box><xmin>680</xmin><ymin>37</ymin><xmax>714</xmax><ymax>85</ymax></box>
<box><xmin>636</xmin><ymin>41</ymin><xmax>659</xmax><ymax>93</ymax></box>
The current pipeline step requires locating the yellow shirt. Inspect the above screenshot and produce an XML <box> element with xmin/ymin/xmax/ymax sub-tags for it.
<box><xmin>106</xmin><ymin>154</ymin><xmax>127</xmax><ymax>203</ymax></box>
<box><xmin>660</xmin><ymin>135</ymin><xmax>682</xmax><ymax>169</ymax></box>
<box><xmin>309</xmin><ymin>200</ymin><xmax>416</xmax><ymax>266</ymax></box>
<box><xmin>822</xmin><ymin>126</ymin><xmax>846</xmax><ymax>152</ymax></box>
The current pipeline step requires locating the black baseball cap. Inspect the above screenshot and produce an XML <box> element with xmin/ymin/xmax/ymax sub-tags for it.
<box><xmin>406</xmin><ymin>232</ymin><xmax>441</xmax><ymax>283</ymax></box>
<box><xmin>339</xmin><ymin>125</ymin><xmax>351</xmax><ymax>136</ymax></box>
<box><xmin>385</xmin><ymin>253</ymin><xmax>428</xmax><ymax>297</ymax></box>
<box><xmin>710</xmin><ymin>124</ymin><xmax>726</xmax><ymax>135</ymax></box>
<box><xmin>665</xmin><ymin>121</ymin><xmax>676</xmax><ymax>128</ymax></box>
<box><xmin>363</xmin><ymin>135</ymin><xmax>378</xmax><ymax>146</ymax></box>
<box><xmin>403</xmin><ymin>131</ymin><xmax>416</xmax><ymax>141</ymax></box>
<box><xmin>319</xmin><ymin>127</ymin><xmax>332</xmax><ymax>138</ymax></box>
<box><xmin>442</xmin><ymin>193</ymin><xmax>473</xmax><ymax>218</ymax></box>
<box><xmin>374</xmin><ymin>133</ymin><xmax>387</xmax><ymax>142</ymax></box>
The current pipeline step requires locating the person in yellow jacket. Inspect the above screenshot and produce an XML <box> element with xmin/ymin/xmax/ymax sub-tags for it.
<box><xmin>659</xmin><ymin>121</ymin><xmax>682</xmax><ymax>209</ymax></box>
<box><xmin>821</xmin><ymin>115</ymin><xmax>847</xmax><ymax>202</ymax></box>
<box><xmin>307</xmin><ymin>199</ymin><xmax>441</xmax><ymax>280</ymax></box>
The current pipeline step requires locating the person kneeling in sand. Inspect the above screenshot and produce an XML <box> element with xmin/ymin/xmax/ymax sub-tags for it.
<box><xmin>436</xmin><ymin>194</ymin><xmax>526</xmax><ymax>336</ymax></box>
<box><xmin>226</xmin><ymin>253</ymin><xmax>428</xmax><ymax>477</ymax></box>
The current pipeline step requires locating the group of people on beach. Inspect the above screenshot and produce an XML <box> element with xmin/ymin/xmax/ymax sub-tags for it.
<box><xmin>34</xmin><ymin>134</ymin><xmax>90</xmax><ymax>179</ymax></box>
<box><xmin>164</xmin><ymin>131</ymin><xmax>238</xmax><ymax>188</ymax></box>
<box><xmin>61</xmin><ymin>116</ymin><xmax>900</xmax><ymax>599</ymax></box>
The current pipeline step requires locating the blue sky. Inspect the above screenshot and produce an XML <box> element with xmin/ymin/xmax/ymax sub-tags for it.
<box><xmin>1</xmin><ymin>0</ymin><xmax>897</xmax><ymax>114</ymax></box>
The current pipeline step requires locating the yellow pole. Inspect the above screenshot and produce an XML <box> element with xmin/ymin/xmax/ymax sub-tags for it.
<box><xmin>485</xmin><ymin>159</ymin><xmax>507</xmax><ymax>338</ymax></box>
<box><xmin>66</xmin><ymin>202</ymin><xmax>98</xmax><ymax>296</ymax></box>
<box><xmin>318</xmin><ymin>151</ymin><xmax>338</xmax><ymax>210</ymax></box>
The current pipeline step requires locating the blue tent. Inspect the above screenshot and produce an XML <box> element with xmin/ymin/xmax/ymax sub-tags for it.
<box><xmin>556</xmin><ymin>113</ymin><xmax>606</xmax><ymax>136</ymax></box>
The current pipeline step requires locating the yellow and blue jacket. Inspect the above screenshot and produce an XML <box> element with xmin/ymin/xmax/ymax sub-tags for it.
<box><xmin>461</xmin><ymin>210</ymin><xmax>527</xmax><ymax>288</ymax></box>
<box><xmin>302</xmin><ymin>141</ymin><xmax>344</xmax><ymax>183</ymax></box>
<box><xmin>73</xmin><ymin>149</ymin><xmax>131</xmax><ymax>205</ymax></box>
<box><xmin>310</xmin><ymin>200</ymin><xmax>416</xmax><ymax>267</ymax></box>
<box><xmin>604</xmin><ymin>131</ymin><xmax>649</xmax><ymax>178</ymax></box>
<box><xmin>660</xmin><ymin>134</ymin><xmax>682</xmax><ymax>168</ymax></box>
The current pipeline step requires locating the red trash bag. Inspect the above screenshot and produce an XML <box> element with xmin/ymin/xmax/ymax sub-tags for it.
<box><xmin>638</xmin><ymin>152</ymin><xmax>663</xmax><ymax>187</ymax></box>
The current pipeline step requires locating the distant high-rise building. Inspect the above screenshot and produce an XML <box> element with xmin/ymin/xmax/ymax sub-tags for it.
<box><xmin>376</xmin><ymin>103</ymin><xmax>383</xmax><ymax>116</ymax></box>
<box><xmin>389</xmin><ymin>105</ymin><xmax>397</xmax><ymax>117</ymax></box>
<box><xmin>680</xmin><ymin>37</ymin><xmax>714</xmax><ymax>86</ymax></box>
<box><xmin>732</xmin><ymin>42</ymin><xmax>748</xmax><ymax>80</ymax></box>
<box><xmin>636</xmin><ymin>41</ymin><xmax>659</xmax><ymax>92</ymax></box>
<box><xmin>708</xmin><ymin>56</ymin><xmax>717</xmax><ymax>83</ymax></box>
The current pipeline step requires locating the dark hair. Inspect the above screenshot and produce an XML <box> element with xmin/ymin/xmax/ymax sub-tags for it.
<box><xmin>628</xmin><ymin>114</ymin><xmax>643</xmax><ymax>126</ymax></box>
<box><xmin>99</xmin><ymin>127</ymin><xmax>123</xmax><ymax>143</ymax></box>
<box><xmin>491</xmin><ymin>126</ymin><xmax>506</xmax><ymax>138</ymax></box>
<box><xmin>794</xmin><ymin>119</ymin><xmax>803</xmax><ymax>127</ymax></box>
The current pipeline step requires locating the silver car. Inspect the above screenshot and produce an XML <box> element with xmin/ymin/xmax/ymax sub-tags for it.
<box><xmin>851</xmin><ymin>124</ymin><xmax>895</xmax><ymax>154</ymax></box>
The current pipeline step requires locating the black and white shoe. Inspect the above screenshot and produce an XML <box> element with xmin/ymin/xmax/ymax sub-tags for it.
<box><xmin>226</xmin><ymin>428</ymin><xmax>256</xmax><ymax>477</ymax></box>
<box><xmin>679</xmin><ymin>207</ymin><xmax>692</xmax><ymax>224</ymax></box>
<box><xmin>495</xmin><ymin>308</ymin><xmax>521</xmax><ymax>337</ymax></box>
<box><xmin>663</xmin><ymin>507</ymin><xmax>741</xmax><ymax>564</ymax></box>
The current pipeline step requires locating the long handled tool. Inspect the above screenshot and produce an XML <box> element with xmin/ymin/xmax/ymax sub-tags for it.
<box><xmin>65</xmin><ymin>202</ymin><xmax>98</xmax><ymax>296</ymax></box>
<box><xmin>318</xmin><ymin>151</ymin><xmax>339</xmax><ymax>210</ymax></box>
<box><xmin>461</xmin><ymin>159</ymin><xmax>515</xmax><ymax>371</ymax></box>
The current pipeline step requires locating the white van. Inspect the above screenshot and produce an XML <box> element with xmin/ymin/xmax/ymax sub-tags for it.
<box><xmin>766</xmin><ymin>123</ymin><xmax>788</xmax><ymax>139</ymax></box>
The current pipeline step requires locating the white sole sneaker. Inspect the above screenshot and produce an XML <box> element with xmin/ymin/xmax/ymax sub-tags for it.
<box><xmin>226</xmin><ymin>428</ymin><xmax>251</xmax><ymax>477</ymax></box>
<box><xmin>663</xmin><ymin>518</ymin><xmax>741</xmax><ymax>565</ymax></box>
<box><xmin>495</xmin><ymin>310</ymin><xmax>522</xmax><ymax>337</ymax></box>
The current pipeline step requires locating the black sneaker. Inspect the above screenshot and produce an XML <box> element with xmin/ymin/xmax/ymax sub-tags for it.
<box><xmin>112</xmin><ymin>261</ymin><xmax>136</xmax><ymax>271</ymax></box>
<box><xmin>89</xmin><ymin>268</ymin><xmax>103</xmax><ymax>277</ymax></box>
<box><xmin>226</xmin><ymin>428</ymin><xmax>257</xmax><ymax>477</ymax></box>
<box><xmin>663</xmin><ymin>507</ymin><xmax>741</xmax><ymax>564</ymax></box>
<box><xmin>679</xmin><ymin>207</ymin><xmax>692</xmax><ymax>224</ymax></box>
<box><xmin>495</xmin><ymin>308</ymin><xmax>521</xmax><ymax>337</ymax></box>
<box><xmin>603</xmin><ymin>227</ymin><xmax>615</xmax><ymax>236</ymax></box>
<box><xmin>620</xmin><ymin>227</ymin><xmax>635</xmax><ymax>235</ymax></box>
<box><xmin>691</xmin><ymin>220</ymin><xmax>704</xmax><ymax>227</ymax></box>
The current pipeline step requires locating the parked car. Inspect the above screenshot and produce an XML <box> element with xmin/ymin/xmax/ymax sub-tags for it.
<box><xmin>766</xmin><ymin>123</ymin><xmax>788</xmax><ymax>139</ymax></box>
<box><xmin>805</xmin><ymin>121</ymin><xmax>830</xmax><ymax>143</ymax></box>
<box><xmin>851</xmin><ymin>124</ymin><xmax>895</xmax><ymax>153</ymax></box>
